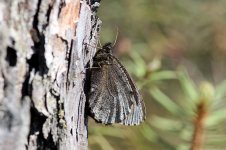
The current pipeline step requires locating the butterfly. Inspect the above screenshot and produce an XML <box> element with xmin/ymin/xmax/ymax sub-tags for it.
<box><xmin>87</xmin><ymin>42</ymin><xmax>145</xmax><ymax>125</ymax></box>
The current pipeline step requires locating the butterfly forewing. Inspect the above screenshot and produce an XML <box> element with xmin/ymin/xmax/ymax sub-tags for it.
<box><xmin>110</xmin><ymin>56</ymin><xmax>145</xmax><ymax>125</ymax></box>
<box><xmin>88</xmin><ymin>43</ymin><xmax>145</xmax><ymax>125</ymax></box>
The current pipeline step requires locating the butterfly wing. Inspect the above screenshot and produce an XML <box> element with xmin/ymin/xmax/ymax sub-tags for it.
<box><xmin>88</xmin><ymin>55</ymin><xmax>145</xmax><ymax>125</ymax></box>
<box><xmin>110</xmin><ymin>56</ymin><xmax>145</xmax><ymax>125</ymax></box>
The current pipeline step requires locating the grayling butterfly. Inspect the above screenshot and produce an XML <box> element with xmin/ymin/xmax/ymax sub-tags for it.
<box><xmin>88</xmin><ymin>42</ymin><xmax>145</xmax><ymax>125</ymax></box>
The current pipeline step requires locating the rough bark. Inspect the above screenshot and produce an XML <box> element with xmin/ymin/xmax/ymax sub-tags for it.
<box><xmin>0</xmin><ymin>0</ymin><xmax>101</xmax><ymax>149</ymax></box>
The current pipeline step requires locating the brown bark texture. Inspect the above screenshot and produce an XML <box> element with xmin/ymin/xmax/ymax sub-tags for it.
<box><xmin>0</xmin><ymin>0</ymin><xmax>101</xmax><ymax>149</ymax></box>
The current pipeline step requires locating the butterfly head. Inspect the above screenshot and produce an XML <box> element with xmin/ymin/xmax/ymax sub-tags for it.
<box><xmin>102</xmin><ymin>42</ymin><xmax>113</xmax><ymax>54</ymax></box>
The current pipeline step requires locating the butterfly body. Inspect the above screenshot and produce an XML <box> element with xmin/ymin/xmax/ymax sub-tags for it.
<box><xmin>88</xmin><ymin>43</ymin><xmax>145</xmax><ymax>125</ymax></box>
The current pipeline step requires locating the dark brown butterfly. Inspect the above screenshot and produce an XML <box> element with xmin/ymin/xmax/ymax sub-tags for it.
<box><xmin>88</xmin><ymin>43</ymin><xmax>145</xmax><ymax>125</ymax></box>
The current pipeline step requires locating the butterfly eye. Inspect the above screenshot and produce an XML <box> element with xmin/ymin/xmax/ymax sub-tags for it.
<box><xmin>90</xmin><ymin>87</ymin><xmax>95</xmax><ymax>92</ymax></box>
<box><xmin>102</xmin><ymin>42</ymin><xmax>113</xmax><ymax>53</ymax></box>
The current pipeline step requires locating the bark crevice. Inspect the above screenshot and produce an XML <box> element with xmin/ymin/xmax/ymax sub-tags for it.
<box><xmin>0</xmin><ymin>0</ymin><xmax>101</xmax><ymax>149</ymax></box>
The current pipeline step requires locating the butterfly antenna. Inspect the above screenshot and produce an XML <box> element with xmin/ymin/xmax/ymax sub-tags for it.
<box><xmin>113</xmin><ymin>27</ymin><xmax>119</xmax><ymax>47</ymax></box>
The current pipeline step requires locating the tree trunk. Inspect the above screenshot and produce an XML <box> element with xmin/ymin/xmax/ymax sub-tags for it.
<box><xmin>0</xmin><ymin>0</ymin><xmax>101</xmax><ymax>149</ymax></box>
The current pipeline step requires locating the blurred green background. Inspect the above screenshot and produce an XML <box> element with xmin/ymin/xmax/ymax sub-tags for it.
<box><xmin>88</xmin><ymin>0</ymin><xmax>226</xmax><ymax>150</ymax></box>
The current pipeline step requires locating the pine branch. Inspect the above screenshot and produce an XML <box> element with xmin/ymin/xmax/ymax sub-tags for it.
<box><xmin>190</xmin><ymin>100</ymin><xmax>208</xmax><ymax>150</ymax></box>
